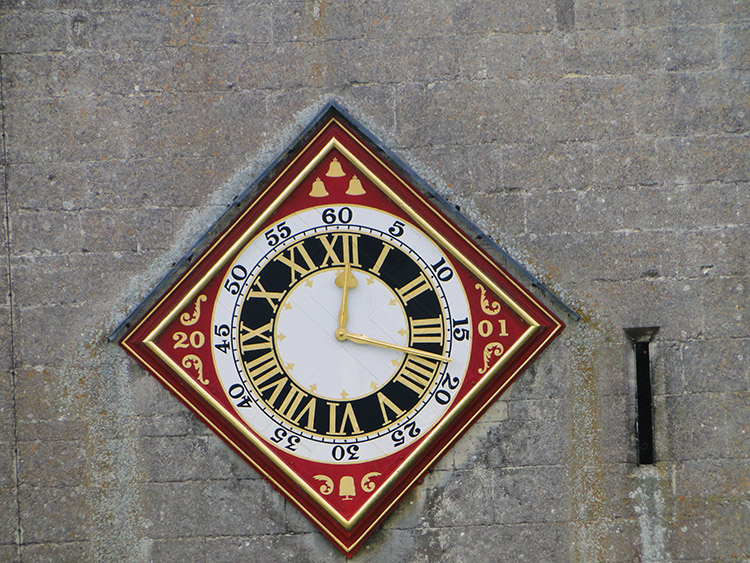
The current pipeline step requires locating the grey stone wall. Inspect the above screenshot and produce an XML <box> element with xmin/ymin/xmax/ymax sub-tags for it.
<box><xmin>1</xmin><ymin>1</ymin><xmax>747</xmax><ymax>561</ymax></box>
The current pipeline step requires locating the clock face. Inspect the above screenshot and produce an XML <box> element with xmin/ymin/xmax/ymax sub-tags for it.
<box><xmin>213</xmin><ymin>206</ymin><xmax>471</xmax><ymax>463</ymax></box>
<box><xmin>118</xmin><ymin>106</ymin><xmax>564</xmax><ymax>556</ymax></box>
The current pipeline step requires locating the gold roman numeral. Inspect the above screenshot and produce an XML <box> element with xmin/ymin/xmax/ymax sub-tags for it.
<box><xmin>274</xmin><ymin>241</ymin><xmax>317</xmax><ymax>284</ymax></box>
<box><xmin>244</xmin><ymin>350</ymin><xmax>283</xmax><ymax>387</ymax></box>
<box><xmin>290</xmin><ymin>395</ymin><xmax>317</xmax><ymax>431</ymax></box>
<box><xmin>410</xmin><ymin>316</ymin><xmax>444</xmax><ymax>344</ymax></box>
<box><xmin>396</xmin><ymin>272</ymin><xmax>431</xmax><ymax>303</ymax></box>
<box><xmin>394</xmin><ymin>355</ymin><xmax>439</xmax><ymax>395</ymax></box>
<box><xmin>245</xmin><ymin>279</ymin><xmax>284</xmax><ymax>311</ymax></box>
<box><xmin>238</xmin><ymin>321</ymin><xmax>273</xmax><ymax>354</ymax></box>
<box><xmin>317</xmin><ymin>233</ymin><xmax>360</xmax><ymax>267</ymax></box>
<box><xmin>326</xmin><ymin>401</ymin><xmax>363</xmax><ymax>435</ymax></box>
<box><xmin>377</xmin><ymin>391</ymin><xmax>404</xmax><ymax>424</ymax></box>
<box><xmin>369</xmin><ymin>242</ymin><xmax>393</xmax><ymax>276</ymax></box>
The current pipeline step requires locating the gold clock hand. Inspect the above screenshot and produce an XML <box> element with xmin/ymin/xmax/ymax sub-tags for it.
<box><xmin>335</xmin><ymin>261</ymin><xmax>357</xmax><ymax>341</ymax></box>
<box><xmin>339</xmin><ymin>330</ymin><xmax>451</xmax><ymax>363</ymax></box>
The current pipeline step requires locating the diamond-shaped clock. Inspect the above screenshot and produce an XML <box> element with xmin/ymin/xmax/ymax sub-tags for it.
<box><xmin>116</xmin><ymin>103</ymin><xmax>564</xmax><ymax>556</ymax></box>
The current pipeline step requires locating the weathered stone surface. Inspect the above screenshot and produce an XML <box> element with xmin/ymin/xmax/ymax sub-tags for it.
<box><xmin>1</xmin><ymin>0</ymin><xmax>747</xmax><ymax>560</ymax></box>
<box><xmin>19</xmin><ymin>486</ymin><xmax>91</xmax><ymax>543</ymax></box>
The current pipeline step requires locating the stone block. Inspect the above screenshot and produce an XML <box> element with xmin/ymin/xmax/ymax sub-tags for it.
<box><xmin>125</xmin><ymin>91</ymin><xmax>268</xmax><ymax>161</ymax></box>
<box><xmin>493</xmin><ymin>465</ymin><xmax>570</xmax><ymax>523</ymax></box>
<box><xmin>129</xmin><ymin>372</ymin><xmax>194</xmax><ymax>421</ymax></box>
<box><xmin>12</xmin><ymin>252</ymin><xmax>153</xmax><ymax>308</ymax></box>
<box><xmin>398</xmin><ymin>76</ymin><xmax>634</xmax><ymax>147</ymax></box>
<box><xmin>661</xmin><ymin>25</ymin><xmax>720</xmax><ymax>71</ymax></box>
<box><xmin>266</xmin><ymin>84</ymin><xmax>396</xmax><ymax>140</ymax></box>
<box><xmin>470</xmin><ymin>411</ymin><xmax>567</xmax><ymax>468</ymax></box>
<box><xmin>655</xmin><ymin>134</ymin><xmax>750</xmax><ymax>186</ymax></box>
<box><xmin>634</xmin><ymin>71</ymin><xmax>750</xmax><ymax>136</ymax></box>
<box><xmin>14</xmin><ymin>303</ymin><xmax>110</xmax><ymax>367</ymax></box>
<box><xmin>525</xmin><ymin>230</ymin><xmax>702</xmax><ymax>285</ymax></box>
<box><xmin>401</xmin><ymin>143</ymin><xmax>500</xmax><ymax>195</ymax></box>
<box><xmin>452</xmin><ymin>0</ymin><xmax>556</xmax><ymax>33</ymax></box>
<box><xmin>349</xmin><ymin>527</ymin><xmax>431</xmax><ymax>563</ymax></box>
<box><xmin>421</xmin><ymin>468</ymin><xmax>495</xmax><ymax>527</ymax></box>
<box><xmin>395</xmin><ymin>81</ymin><xmax>515</xmax><ymax>146</ymax></box>
<box><xmin>623</xmin><ymin>0</ymin><xmax>749</xmax><ymax>26</ymax></box>
<box><xmin>147</xmin><ymin>537</ymin><xmax>206</xmax><ymax>563</ymax></box>
<box><xmin>77</xmin><ymin>6</ymin><xmax>270</xmax><ymax>51</ymax></box>
<box><xmin>205</xmin><ymin>532</ymin><xmax>336</xmax><ymax>563</ymax></box>
<box><xmin>19</xmin><ymin>485</ymin><xmax>90</xmax><ymax>543</ymax></box>
<box><xmin>15</xmin><ymin>367</ymin><xmax>82</xmax><ymax>427</ymax></box>
<box><xmin>574</xmin><ymin>0</ymin><xmax>622</xmax><ymax>30</ymax></box>
<box><xmin>463</xmin><ymin>191</ymin><xmax>527</xmax><ymax>236</ymax></box>
<box><xmin>722</xmin><ymin>24</ymin><xmax>750</xmax><ymax>70</ymax></box>
<box><xmin>81</xmin><ymin>208</ymin><xmax>186</xmax><ymax>253</ymax></box>
<box><xmin>17</xmin><ymin>440</ymin><xmax>88</xmax><ymax>488</ymax></box>
<box><xmin>662</xmin><ymin>392</ymin><xmax>742</xmax><ymax>461</ymax></box>
<box><xmin>565</xmin><ymin>29</ymin><xmax>664</xmax><ymax>75</ymax></box>
<box><xmin>677</xmin><ymin>458</ymin><xmax>750</xmax><ymax>500</ymax></box>
<box><xmin>599</xmin><ymin>464</ymin><xmax>640</xmax><ymax>520</ymax></box>
<box><xmin>0</xmin><ymin>372</ymin><xmax>14</xmax><ymax>444</ymax></box>
<box><xmin>477</xmin><ymin>137</ymin><xmax>656</xmax><ymax>191</ymax></box>
<box><xmin>497</xmin><ymin>142</ymin><xmax>591</xmax><ymax>191</ymax></box>
<box><xmin>139</xmin><ymin>481</ymin><xmax>205</xmax><ymax>538</ymax></box>
<box><xmin>598</xmin><ymin>394</ymin><xmax>637</xmax><ymax>464</ymax></box>
<box><xmin>571</xmin><ymin>518</ymin><xmax>640</xmax><ymax>562</ymax></box>
<box><xmin>415</xmin><ymin>523</ymin><xmax>568</xmax><ymax>562</ymax></box>
<box><xmin>526</xmin><ymin>189</ymin><xmax>579</xmax><ymax>234</ymax></box>
<box><xmin>0</xmin><ymin>486</ymin><xmax>17</xmax><ymax>546</ymax></box>
<box><xmin>659</xmin><ymin>339</ymin><xmax>684</xmax><ymax>396</ymax></box>
<box><xmin>544</xmin><ymin>76</ymin><xmax>636</xmax><ymax>141</ymax></box>
<box><xmin>334</xmin><ymin>37</ymin><xmax>461</xmax><ymax>86</ymax></box>
<box><xmin>3</xmin><ymin>52</ymin><xmax>100</xmax><ymax>100</ymax></box>
<box><xmin>0</xmin><ymin>309</ymin><xmax>10</xmax><ymax>372</ymax></box>
<box><xmin>270</xmin><ymin>0</ymin><xmax>460</xmax><ymax>44</ymax></box>
<box><xmin>0</xmin><ymin>11</ymin><xmax>70</xmax><ymax>53</ymax></box>
<box><xmin>674</xmin><ymin>228</ymin><xmax>745</xmax><ymax>281</ymax></box>
<box><xmin>137</xmin><ymin>435</ymin><xmax>240</xmax><ymax>483</ymax></box>
<box><xmin>9</xmin><ymin>157</ymin><xmax>224</xmax><ymax>213</ymax></box>
<box><xmin>11</xmin><ymin>210</ymin><xmax>84</xmax><ymax>255</ymax></box>
<box><xmin>586</xmin><ymin>137</ymin><xmax>660</xmax><ymax>189</ymax></box>
<box><xmin>570</xmin><ymin>279</ymin><xmax>705</xmax><ymax>342</ymax></box>
<box><xmin>700</xmin><ymin>277</ymin><xmax>747</xmax><ymax>339</ymax></box>
<box><xmin>678</xmin><ymin>338</ymin><xmax>749</xmax><ymax>394</ymax></box>
<box><xmin>5</xmin><ymin>96</ymin><xmax>131</xmax><ymax>164</ymax></box>
<box><xmin>510</xmin><ymin>345</ymin><xmax>569</xmax><ymax>400</ymax></box>
<box><xmin>3</xmin><ymin>46</ymin><xmax>285</xmax><ymax>100</ymax></box>
<box><xmin>459</xmin><ymin>33</ymin><xmax>564</xmax><ymax>81</ymax></box>
<box><xmin>668</xmin><ymin>502</ymin><xmax>750</xmax><ymax>560</ymax></box>
<box><xmin>582</xmin><ymin>182</ymin><xmax>739</xmax><ymax>232</ymax></box>
<box><xmin>199</xmin><ymin>479</ymin><xmax>286</xmax><ymax>537</ymax></box>
<box><xmin>344</xmin><ymin>0</ymin><xmax>459</xmax><ymax>41</ymax></box>
<box><xmin>0</xmin><ymin>545</ymin><xmax>17</xmax><ymax>563</ymax></box>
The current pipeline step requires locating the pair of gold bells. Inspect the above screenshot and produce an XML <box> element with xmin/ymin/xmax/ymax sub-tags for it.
<box><xmin>332</xmin><ymin>261</ymin><xmax>451</xmax><ymax>363</ymax></box>
<box><xmin>310</xmin><ymin>158</ymin><xmax>366</xmax><ymax>197</ymax></box>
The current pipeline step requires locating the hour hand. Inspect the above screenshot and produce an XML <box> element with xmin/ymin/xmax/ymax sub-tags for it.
<box><xmin>335</xmin><ymin>262</ymin><xmax>357</xmax><ymax>340</ymax></box>
<box><xmin>340</xmin><ymin>331</ymin><xmax>451</xmax><ymax>363</ymax></box>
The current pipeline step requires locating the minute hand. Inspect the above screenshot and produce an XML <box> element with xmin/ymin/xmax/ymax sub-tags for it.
<box><xmin>341</xmin><ymin>331</ymin><xmax>451</xmax><ymax>363</ymax></box>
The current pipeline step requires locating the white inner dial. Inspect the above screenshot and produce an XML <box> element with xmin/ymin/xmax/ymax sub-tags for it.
<box><xmin>213</xmin><ymin>205</ymin><xmax>473</xmax><ymax>463</ymax></box>
<box><xmin>275</xmin><ymin>268</ymin><xmax>408</xmax><ymax>400</ymax></box>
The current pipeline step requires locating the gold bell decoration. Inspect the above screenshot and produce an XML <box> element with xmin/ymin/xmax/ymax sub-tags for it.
<box><xmin>339</xmin><ymin>476</ymin><xmax>356</xmax><ymax>500</ymax></box>
<box><xmin>309</xmin><ymin>177</ymin><xmax>328</xmax><ymax>198</ymax></box>
<box><xmin>326</xmin><ymin>157</ymin><xmax>346</xmax><ymax>177</ymax></box>
<box><xmin>346</xmin><ymin>174</ymin><xmax>366</xmax><ymax>196</ymax></box>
